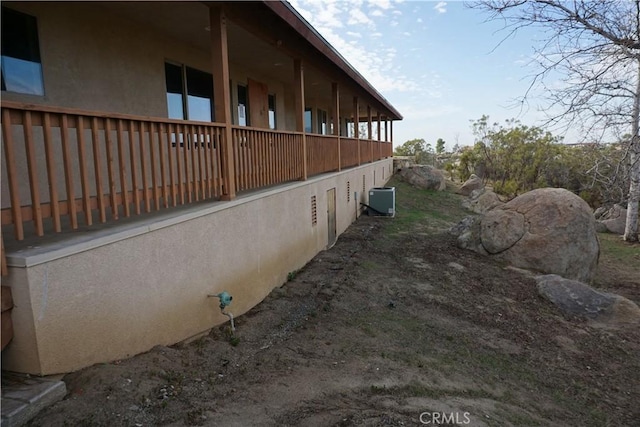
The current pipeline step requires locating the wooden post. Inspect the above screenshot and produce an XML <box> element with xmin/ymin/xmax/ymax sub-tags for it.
<box><xmin>376</xmin><ymin>112</ymin><xmax>381</xmax><ymax>142</ymax></box>
<box><xmin>332</xmin><ymin>82</ymin><xmax>341</xmax><ymax>171</ymax></box>
<box><xmin>294</xmin><ymin>59</ymin><xmax>307</xmax><ymax>180</ymax></box>
<box><xmin>210</xmin><ymin>5</ymin><xmax>236</xmax><ymax>200</ymax></box>
<box><xmin>353</xmin><ymin>96</ymin><xmax>359</xmax><ymax>165</ymax></box>
<box><xmin>384</xmin><ymin>117</ymin><xmax>388</xmax><ymax>142</ymax></box>
<box><xmin>367</xmin><ymin>105</ymin><xmax>372</xmax><ymax>162</ymax></box>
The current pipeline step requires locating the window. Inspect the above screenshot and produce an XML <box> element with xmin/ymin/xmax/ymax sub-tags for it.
<box><xmin>268</xmin><ymin>94</ymin><xmax>276</xmax><ymax>130</ymax></box>
<box><xmin>1</xmin><ymin>7</ymin><xmax>44</xmax><ymax>96</ymax></box>
<box><xmin>164</xmin><ymin>62</ymin><xmax>214</xmax><ymax>121</ymax></box>
<box><xmin>237</xmin><ymin>84</ymin><xmax>248</xmax><ymax>126</ymax></box>
<box><xmin>318</xmin><ymin>109</ymin><xmax>328</xmax><ymax>135</ymax></box>
<box><xmin>304</xmin><ymin>107</ymin><xmax>312</xmax><ymax>133</ymax></box>
<box><xmin>346</xmin><ymin>119</ymin><xmax>356</xmax><ymax>138</ymax></box>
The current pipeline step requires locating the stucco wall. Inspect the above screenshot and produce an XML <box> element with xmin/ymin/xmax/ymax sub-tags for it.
<box><xmin>2</xmin><ymin>2</ymin><xmax>210</xmax><ymax>115</ymax></box>
<box><xmin>2</xmin><ymin>159</ymin><xmax>393</xmax><ymax>375</ymax></box>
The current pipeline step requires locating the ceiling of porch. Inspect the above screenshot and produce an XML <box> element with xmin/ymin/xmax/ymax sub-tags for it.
<box><xmin>94</xmin><ymin>1</ymin><xmax>394</xmax><ymax>119</ymax></box>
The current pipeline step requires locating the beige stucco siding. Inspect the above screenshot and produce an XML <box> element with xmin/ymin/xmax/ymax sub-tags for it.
<box><xmin>2</xmin><ymin>2</ymin><xmax>210</xmax><ymax>116</ymax></box>
<box><xmin>2</xmin><ymin>160</ymin><xmax>392</xmax><ymax>374</ymax></box>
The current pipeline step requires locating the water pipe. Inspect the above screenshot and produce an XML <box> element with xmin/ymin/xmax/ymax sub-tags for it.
<box><xmin>208</xmin><ymin>291</ymin><xmax>235</xmax><ymax>332</ymax></box>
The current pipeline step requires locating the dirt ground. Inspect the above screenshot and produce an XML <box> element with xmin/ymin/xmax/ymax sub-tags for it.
<box><xmin>27</xmin><ymin>178</ymin><xmax>640</xmax><ymax>427</ymax></box>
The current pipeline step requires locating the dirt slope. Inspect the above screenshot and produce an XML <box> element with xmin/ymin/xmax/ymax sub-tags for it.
<box><xmin>27</xmin><ymin>178</ymin><xmax>640</xmax><ymax>426</ymax></box>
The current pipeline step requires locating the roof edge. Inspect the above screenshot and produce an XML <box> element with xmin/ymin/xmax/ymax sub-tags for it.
<box><xmin>262</xmin><ymin>0</ymin><xmax>403</xmax><ymax>120</ymax></box>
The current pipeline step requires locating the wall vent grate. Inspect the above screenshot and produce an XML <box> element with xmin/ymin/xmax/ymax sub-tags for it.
<box><xmin>311</xmin><ymin>195</ymin><xmax>317</xmax><ymax>226</ymax></box>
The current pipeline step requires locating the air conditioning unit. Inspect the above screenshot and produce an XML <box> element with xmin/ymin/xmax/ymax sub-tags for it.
<box><xmin>368</xmin><ymin>187</ymin><xmax>395</xmax><ymax>217</ymax></box>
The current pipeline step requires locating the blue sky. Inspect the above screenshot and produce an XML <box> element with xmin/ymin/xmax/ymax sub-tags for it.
<box><xmin>289</xmin><ymin>0</ymin><xmax>558</xmax><ymax>150</ymax></box>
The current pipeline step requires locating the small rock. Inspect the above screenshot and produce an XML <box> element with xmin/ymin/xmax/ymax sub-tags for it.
<box><xmin>448</xmin><ymin>262</ymin><xmax>465</xmax><ymax>272</ymax></box>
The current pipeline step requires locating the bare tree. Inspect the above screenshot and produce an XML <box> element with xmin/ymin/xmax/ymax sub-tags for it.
<box><xmin>470</xmin><ymin>0</ymin><xmax>640</xmax><ymax>242</ymax></box>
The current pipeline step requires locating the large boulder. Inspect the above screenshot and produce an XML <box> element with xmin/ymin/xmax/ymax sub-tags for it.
<box><xmin>536</xmin><ymin>274</ymin><xmax>640</xmax><ymax>325</ymax></box>
<box><xmin>462</xmin><ymin>188</ymin><xmax>504</xmax><ymax>214</ymax></box>
<box><xmin>393</xmin><ymin>156</ymin><xmax>415</xmax><ymax>172</ymax></box>
<box><xmin>397</xmin><ymin>165</ymin><xmax>446</xmax><ymax>191</ymax></box>
<box><xmin>596</xmin><ymin>204</ymin><xmax>627</xmax><ymax>235</ymax></box>
<box><xmin>458</xmin><ymin>174</ymin><xmax>484</xmax><ymax>196</ymax></box>
<box><xmin>455</xmin><ymin>188</ymin><xmax>600</xmax><ymax>283</ymax></box>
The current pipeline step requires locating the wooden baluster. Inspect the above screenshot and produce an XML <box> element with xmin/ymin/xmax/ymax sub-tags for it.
<box><xmin>1</xmin><ymin>109</ymin><xmax>24</xmax><ymax>240</ymax></box>
<box><xmin>182</xmin><ymin>124</ymin><xmax>192</xmax><ymax>203</ymax></box>
<box><xmin>76</xmin><ymin>116</ymin><xmax>92</xmax><ymax>225</ymax></box>
<box><xmin>175</xmin><ymin>124</ymin><xmax>184</xmax><ymax>205</ymax></box>
<box><xmin>197</xmin><ymin>126</ymin><xmax>206</xmax><ymax>199</ymax></box>
<box><xmin>116</xmin><ymin>119</ymin><xmax>130</xmax><ymax>217</ymax></box>
<box><xmin>90</xmin><ymin>117</ymin><xmax>106</xmax><ymax>223</ymax></box>
<box><xmin>214</xmin><ymin>128</ymin><xmax>223</xmax><ymax>195</ymax></box>
<box><xmin>104</xmin><ymin>118</ymin><xmax>118</xmax><ymax>220</ymax></box>
<box><xmin>233</xmin><ymin>130</ymin><xmax>240</xmax><ymax>191</ymax></box>
<box><xmin>43</xmin><ymin>112</ymin><xmax>61</xmax><ymax>232</ymax></box>
<box><xmin>203</xmin><ymin>126</ymin><xmax>212</xmax><ymax>199</ymax></box>
<box><xmin>190</xmin><ymin>124</ymin><xmax>200</xmax><ymax>201</ymax></box>
<box><xmin>258</xmin><ymin>131</ymin><xmax>265</xmax><ymax>187</ymax></box>
<box><xmin>60</xmin><ymin>115</ymin><xmax>78</xmax><ymax>229</ymax></box>
<box><xmin>167</xmin><ymin>123</ymin><xmax>178</xmax><ymax>206</ymax></box>
<box><xmin>149</xmin><ymin>122</ymin><xmax>160</xmax><ymax>210</ymax></box>
<box><xmin>138</xmin><ymin>121</ymin><xmax>150</xmax><ymax>213</ymax></box>
<box><xmin>23</xmin><ymin>111</ymin><xmax>44</xmax><ymax>235</ymax></box>
<box><xmin>158</xmin><ymin>123</ymin><xmax>169</xmax><ymax>208</ymax></box>
<box><xmin>127</xmin><ymin>120</ymin><xmax>140</xmax><ymax>215</ymax></box>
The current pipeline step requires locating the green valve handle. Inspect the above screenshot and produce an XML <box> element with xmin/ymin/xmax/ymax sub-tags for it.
<box><xmin>216</xmin><ymin>291</ymin><xmax>233</xmax><ymax>309</ymax></box>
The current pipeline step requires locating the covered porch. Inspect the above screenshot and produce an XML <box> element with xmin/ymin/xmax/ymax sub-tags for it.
<box><xmin>0</xmin><ymin>1</ymin><xmax>402</xmax><ymax>374</ymax></box>
<box><xmin>1</xmin><ymin>1</ymin><xmax>400</xmax><ymax>270</ymax></box>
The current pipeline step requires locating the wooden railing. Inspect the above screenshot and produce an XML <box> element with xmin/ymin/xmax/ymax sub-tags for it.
<box><xmin>340</xmin><ymin>138</ymin><xmax>359</xmax><ymax>168</ymax></box>
<box><xmin>1</xmin><ymin>103</ymin><xmax>226</xmax><ymax>241</ymax></box>
<box><xmin>1</xmin><ymin>102</ymin><xmax>394</xmax><ymax>273</ymax></box>
<box><xmin>360</xmin><ymin>139</ymin><xmax>372</xmax><ymax>164</ymax></box>
<box><xmin>306</xmin><ymin>134</ymin><xmax>339</xmax><ymax>177</ymax></box>
<box><xmin>231</xmin><ymin>127</ymin><xmax>304</xmax><ymax>192</ymax></box>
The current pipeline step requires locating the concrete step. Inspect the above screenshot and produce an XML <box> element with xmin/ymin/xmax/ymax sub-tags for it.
<box><xmin>1</xmin><ymin>372</ymin><xmax>66</xmax><ymax>427</ymax></box>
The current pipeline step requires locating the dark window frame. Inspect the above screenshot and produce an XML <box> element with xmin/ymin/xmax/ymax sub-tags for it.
<box><xmin>164</xmin><ymin>60</ymin><xmax>214</xmax><ymax>122</ymax></box>
<box><xmin>1</xmin><ymin>6</ymin><xmax>45</xmax><ymax>96</ymax></box>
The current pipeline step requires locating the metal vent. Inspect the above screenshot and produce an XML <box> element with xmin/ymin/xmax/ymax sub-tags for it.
<box><xmin>311</xmin><ymin>195</ymin><xmax>317</xmax><ymax>226</ymax></box>
<box><xmin>347</xmin><ymin>181</ymin><xmax>350</xmax><ymax>202</ymax></box>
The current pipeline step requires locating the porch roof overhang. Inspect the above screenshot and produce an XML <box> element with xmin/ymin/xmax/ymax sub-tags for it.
<box><xmin>213</xmin><ymin>0</ymin><xmax>403</xmax><ymax>121</ymax></box>
<box><xmin>264</xmin><ymin>1</ymin><xmax>403</xmax><ymax>121</ymax></box>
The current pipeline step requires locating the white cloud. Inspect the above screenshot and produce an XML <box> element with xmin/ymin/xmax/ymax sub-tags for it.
<box><xmin>403</xmin><ymin>32</ymin><xmax>411</xmax><ymax>36</ymax></box>
<box><xmin>402</xmin><ymin>105</ymin><xmax>462</xmax><ymax>120</ymax></box>
<box><xmin>417</xmin><ymin>18</ymin><xmax>423</xmax><ymax>23</ymax></box>
<box><xmin>433</xmin><ymin>1</ymin><xmax>447</xmax><ymax>14</ymax></box>
<box><xmin>286</xmin><ymin>0</ymin><xmax>423</xmax><ymax>94</ymax></box>
<box><xmin>348</xmin><ymin>8</ymin><xmax>374</xmax><ymax>26</ymax></box>
<box><xmin>367</xmin><ymin>0</ymin><xmax>392</xmax><ymax>10</ymax></box>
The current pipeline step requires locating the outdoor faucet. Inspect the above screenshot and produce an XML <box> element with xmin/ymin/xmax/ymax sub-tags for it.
<box><xmin>208</xmin><ymin>291</ymin><xmax>235</xmax><ymax>331</ymax></box>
